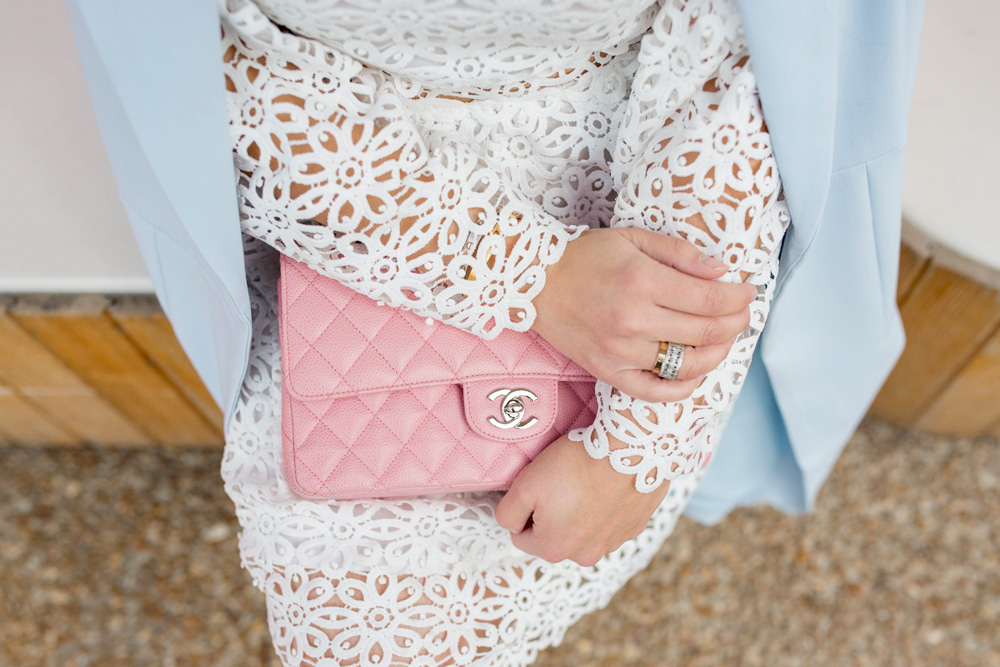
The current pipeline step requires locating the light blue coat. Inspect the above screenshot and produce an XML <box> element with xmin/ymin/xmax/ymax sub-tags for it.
<box><xmin>64</xmin><ymin>0</ymin><xmax>925</xmax><ymax>523</ymax></box>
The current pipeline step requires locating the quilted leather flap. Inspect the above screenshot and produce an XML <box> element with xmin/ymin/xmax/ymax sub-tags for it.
<box><xmin>278</xmin><ymin>254</ymin><xmax>593</xmax><ymax>403</ymax></box>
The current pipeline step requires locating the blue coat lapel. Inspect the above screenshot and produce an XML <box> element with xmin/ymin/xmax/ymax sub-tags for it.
<box><xmin>65</xmin><ymin>0</ymin><xmax>252</xmax><ymax>427</ymax></box>
<box><xmin>735</xmin><ymin>0</ymin><xmax>838</xmax><ymax>294</ymax></box>
<box><xmin>697</xmin><ymin>0</ymin><xmax>923</xmax><ymax>515</ymax></box>
<box><xmin>66</xmin><ymin>0</ymin><xmax>248</xmax><ymax>293</ymax></box>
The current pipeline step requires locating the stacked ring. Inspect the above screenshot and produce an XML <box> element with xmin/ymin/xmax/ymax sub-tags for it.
<box><xmin>650</xmin><ymin>340</ymin><xmax>686</xmax><ymax>381</ymax></box>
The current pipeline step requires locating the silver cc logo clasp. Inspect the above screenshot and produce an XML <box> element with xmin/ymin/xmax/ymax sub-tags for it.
<box><xmin>487</xmin><ymin>388</ymin><xmax>539</xmax><ymax>430</ymax></box>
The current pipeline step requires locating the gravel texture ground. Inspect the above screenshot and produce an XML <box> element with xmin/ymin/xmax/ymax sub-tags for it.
<box><xmin>1</xmin><ymin>418</ymin><xmax>997</xmax><ymax>666</ymax></box>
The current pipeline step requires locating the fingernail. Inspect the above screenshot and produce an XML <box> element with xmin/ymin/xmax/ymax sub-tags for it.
<box><xmin>700</xmin><ymin>254</ymin><xmax>727</xmax><ymax>270</ymax></box>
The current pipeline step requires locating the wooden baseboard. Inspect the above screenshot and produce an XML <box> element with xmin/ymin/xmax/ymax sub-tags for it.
<box><xmin>2</xmin><ymin>227</ymin><xmax>999</xmax><ymax>445</ymax></box>
<box><xmin>0</xmin><ymin>294</ymin><xmax>223</xmax><ymax>446</ymax></box>
<box><xmin>869</xmin><ymin>226</ymin><xmax>1000</xmax><ymax>437</ymax></box>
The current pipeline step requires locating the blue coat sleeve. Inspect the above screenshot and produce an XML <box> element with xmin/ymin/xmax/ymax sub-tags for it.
<box><xmin>64</xmin><ymin>0</ymin><xmax>253</xmax><ymax>431</ymax></box>
<box><xmin>687</xmin><ymin>0</ymin><xmax>926</xmax><ymax>523</ymax></box>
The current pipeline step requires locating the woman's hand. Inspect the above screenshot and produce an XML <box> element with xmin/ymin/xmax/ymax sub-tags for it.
<box><xmin>530</xmin><ymin>226</ymin><xmax>756</xmax><ymax>403</ymax></box>
<box><xmin>494</xmin><ymin>432</ymin><xmax>672</xmax><ymax>566</ymax></box>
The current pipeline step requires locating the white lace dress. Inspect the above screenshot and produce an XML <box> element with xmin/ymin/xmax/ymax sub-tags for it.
<box><xmin>218</xmin><ymin>0</ymin><xmax>790</xmax><ymax>664</ymax></box>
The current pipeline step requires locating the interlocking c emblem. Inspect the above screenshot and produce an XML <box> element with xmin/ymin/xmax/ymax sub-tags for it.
<box><xmin>487</xmin><ymin>388</ymin><xmax>539</xmax><ymax>430</ymax></box>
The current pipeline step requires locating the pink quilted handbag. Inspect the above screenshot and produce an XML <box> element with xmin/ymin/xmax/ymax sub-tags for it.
<box><xmin>277</xmin><ymin>253</ymin><xmax>598</xmax><ymax>500</ymax></box>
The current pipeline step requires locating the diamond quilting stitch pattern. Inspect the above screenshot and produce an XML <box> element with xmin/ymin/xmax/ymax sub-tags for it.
<box><xmin>279</xmin><ymin>252</ymin><xmax>598</xmax><ymax>500</ymax></box>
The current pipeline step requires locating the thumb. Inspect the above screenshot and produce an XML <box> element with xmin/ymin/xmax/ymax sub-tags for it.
<box><xmin>624</xmin><ymin>226</ymin><xmax>728</xmax><ymax>279</ymax></box>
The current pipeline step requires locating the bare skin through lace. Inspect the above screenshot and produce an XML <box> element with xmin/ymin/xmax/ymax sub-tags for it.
<box><xmin>218</xmin><ymin>0</ymin><xmax>790</xmax><ymax>664</ymax></box>
<box><xmin>222</xmin><ymin>10</ymin><xmax>589</xmax><ymax>338</ymax></box>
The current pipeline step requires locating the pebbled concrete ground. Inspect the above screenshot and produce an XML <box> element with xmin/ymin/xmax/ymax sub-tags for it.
<box><xmin>1</xmin><ymin>418</ymin><xmax>998</xmax><ymax>666</ymax></box>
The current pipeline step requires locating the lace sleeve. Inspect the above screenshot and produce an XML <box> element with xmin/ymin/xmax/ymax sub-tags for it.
<box><xmin>567</xmin><ymin>0</ymin><xmax>790</xmax><ymax>492</ymax></box>
<box><xmin>219</xmin><ymin>0</ymin><xmax>587</xmax><ymax>339</ymax></box>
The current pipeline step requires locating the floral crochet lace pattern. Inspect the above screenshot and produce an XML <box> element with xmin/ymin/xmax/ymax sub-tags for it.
<box><xmin>219</xmin><ymin>0</ymin><xmax>790</xmax><ymax>664</ymax></box>
<box><xmin>222</xmin><ymin>0</ymin><xmax>591</xmax><ymax>338</ymax></box>
<box><xmin>565</xmin><ymin>0</ymin><xmax>789</xmax><ymax>492</ymax></box>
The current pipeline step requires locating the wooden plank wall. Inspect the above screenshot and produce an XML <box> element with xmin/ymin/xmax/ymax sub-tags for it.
<box><xmin>871</xmin><ymin>246</ymin><xmax>1000</xmax><ymax>437</ymax></box>
<box><xmin>1</xmin><ymin>238</ymin><xmax>999</xmax><ymax>446</ymax></box>
<box><xmin>0</xmin><ymin>295</ymin><xmax>223</xmax><ymax>446</ymax></box>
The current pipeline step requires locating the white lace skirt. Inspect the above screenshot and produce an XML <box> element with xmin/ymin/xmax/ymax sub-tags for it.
<box><xmin>220</xmin><ymin>234</ymin><xmax>710</xmax><ymax>666</ymax></box>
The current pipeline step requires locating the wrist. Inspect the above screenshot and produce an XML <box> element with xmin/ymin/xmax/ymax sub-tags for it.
<box><xmin>528</xmin><ymin>224</ymin><xmax>589</xmax><ymax>336</ymax></box>
<box><xmin>567</xmin><ymin>410</ymin><xmax>676</xmax><ymax>494</ymax></box>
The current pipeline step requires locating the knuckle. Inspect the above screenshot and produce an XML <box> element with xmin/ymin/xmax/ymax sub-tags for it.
<box><xmin>617</xmin><ymin>311</ymin><xmax>643</xmax><ymax>338</ymax></box>
<box><xmin>494</xmin><ymin>509</ymin><xmax>512</xmax><ymax>531</ymax></box>
<box><xmin>662</xmin><ymin>240</ymin><xmax>686</xmax><ymax>265</ymax></box>
<box><xmin>677</xmin><ymin>356</ymin><xmax>700</xmax><ymax>382</ymax></box>
<box><xmin>617</xmin><ymin>266</ymin><xmax>650</xmax><ymax>298</ymax></box>
<box><xmin>700</xmin><ymin>318</ymin><xmax>721</xmax><ymax>346</ymax></box>
<box><xmin>540</xmin><ymin>544</ymin><xmax>567</xmax><ymax>564</ymax></box>
<box><xmin>574</xmin><ymin>551</ymin><xmax>605</xmax><ymax>567</ymax></box>
<box><xmin>594</xmin><ymin>335</ymin><xmax>618</xmax><ymax>360</ymax></box>
<box><xmin>616</xmin><ymin>225</ymin><xmax>642</xmax><ymax>247</ymax></box>
<box><xmin>494</xmin><ymin>498</ymin><xmax>518</xmax><ymax>530</ymax></box>
<box><xmin>504</xmin><ymin>477</ymin><xmax>527</xmax><ymax>500</ymax></box>
<box><xmin>701</xmin><ymin>284</ymin><xmax>723</xmax><ymax>313</ymax></box>
<box><xmin>674</xmin><ymin>236</ymin><xmax>697</xmax><ymax>259</ymax></box>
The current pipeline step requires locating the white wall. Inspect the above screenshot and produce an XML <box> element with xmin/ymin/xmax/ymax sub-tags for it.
<box><xmin>0</xmin><ymin>0</ymin><xmax>152</xmax><ymax>292</ymax></box>
<box><xmin>902</xmin><ymin>0</ymin><xmax>1000</xmax><ymax>272</ymax></box>
<box><xmin>1</xmin><ymin>1</ymin><xmax>997</xmax><ymax>293</ymax></box>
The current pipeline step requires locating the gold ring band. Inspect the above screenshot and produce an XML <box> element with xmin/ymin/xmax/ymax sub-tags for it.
<box><xmin>651</xmin><ymin>340</ymin><xmax>669</xmax><ymax>374</ymax></box>
<box><xmin>651</xmin><ymin>340</ymin><xmax>686</xmax><ymax>380</ymax></box>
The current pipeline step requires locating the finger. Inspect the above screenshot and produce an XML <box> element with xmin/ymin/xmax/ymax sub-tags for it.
<box><xmin>648</xmin><ymin>266</ymin><xmax>758</xmax><ymax>316</ymax></box>
<box><xmin>623</xmin><ymin>227</ymin><xmax>730</xmax><ymax>279</ymax></box>
<box><xmin>572</xmin><ymin>550</ymin><xmax>607</xmax><ymax>568</ymax></box>
<box><xmin>494</xmin><ymin>484</ymin><xmax>534</xmax><ymax>535</ymax></box>
<box><xmin>635</xmin><ymin>339</ymin><xmax>733</xmax><ymax>382</ymax></box>
<box><xmin>609</xmin><ymin>369</ymin><xmax>703</xmax><ymax>403</ymax></box>
<box><xmin>634</xmin><ymin>306</ymin><xmax>751</xmax><ymax>348</ymax></box>
<box><xmin>600</xmin><ymin>336</ymin><xmax>732</xmax><ymax>382</ymax></box>
<box><xmin>610</xmin><ymin>339</ymin><xmax>730</xmax><ymax>400</ymax></box>
<box><xmin>510</xmin><ymin>526</ymin><xmax>559</xmax><ymax>562</ymax></box>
